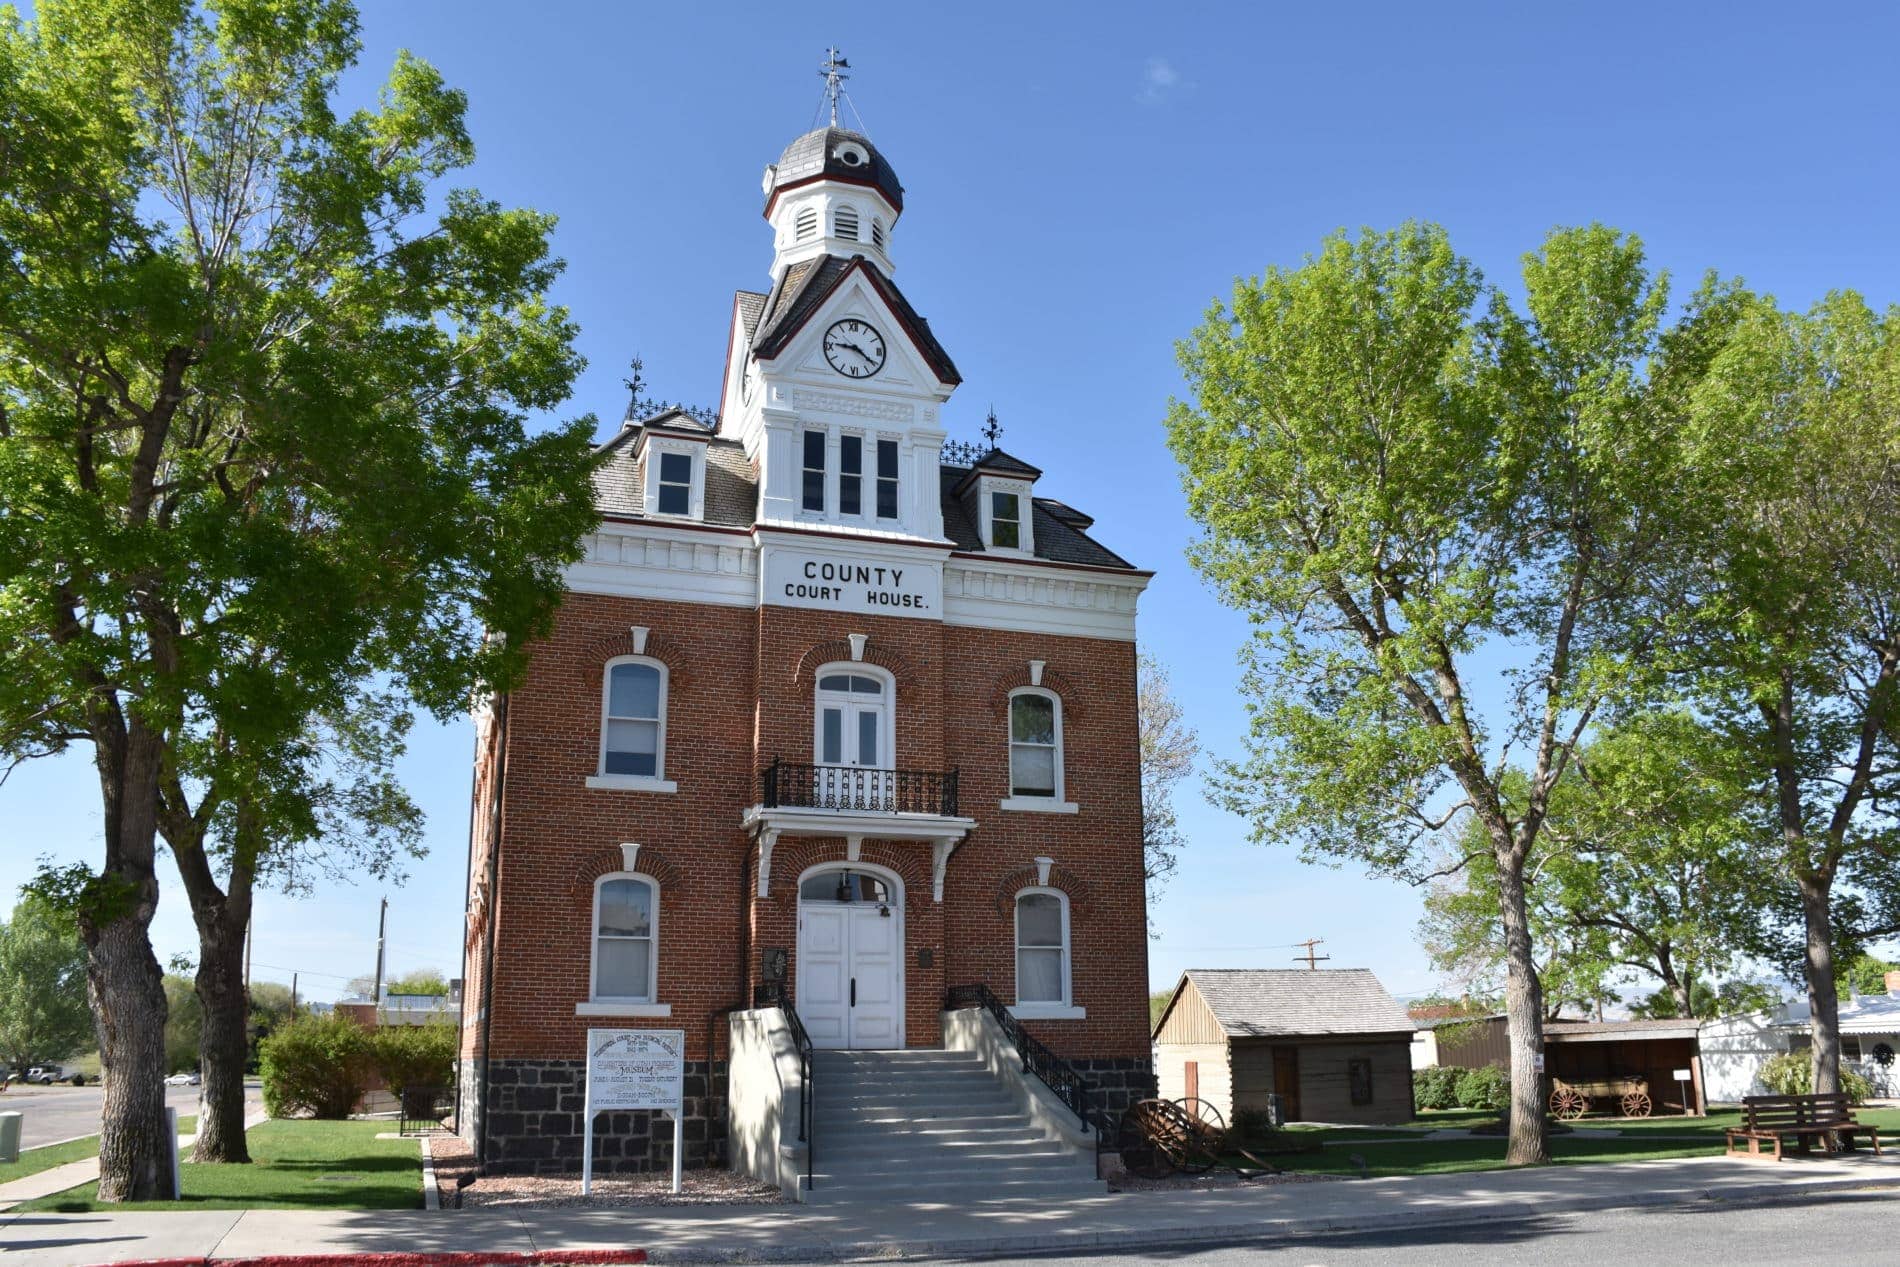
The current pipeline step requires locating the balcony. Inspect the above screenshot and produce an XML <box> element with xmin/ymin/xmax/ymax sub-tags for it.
<box><xmin>760</xmin><ymin>759</ymin><xmax>960</xmax><ymax>818</ymax></box>
<box><xmin>745</xmin><ymin>759</ymin><xmax>976</xmax><ymax>903</ymax></box>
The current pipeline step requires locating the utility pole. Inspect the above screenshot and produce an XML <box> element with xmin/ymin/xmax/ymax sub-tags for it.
<box><xmin>1292</xmin><ymin>938</ymin><xmax>1331</xmax><ymax>970</ymax></box>
<box><xmin>290</xmin><ymin>972</ymin><xmax>299</xmax><ymax>1016</ymax></box>
<box><xmin>372</xmin><ymin>896</ymin><xmax>388</xmax><ymax>1003</ymax></box>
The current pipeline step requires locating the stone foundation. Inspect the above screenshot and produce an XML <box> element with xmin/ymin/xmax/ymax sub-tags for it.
<box><xmin>1077</xmin><ymin>1056</ymin><xmax>1157</xmax><ymax>1120</ymax></box>
<box><xmin>473</xmin><ymin>1058</ymin><xmax>729</xmax><ymax>1175</ymax></box>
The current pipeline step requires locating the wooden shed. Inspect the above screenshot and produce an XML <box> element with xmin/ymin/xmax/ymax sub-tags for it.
<box><xmin>1152</xmin><ymin>969</ymin><xmax>1417</xmax><ymax>1126</ymax></box>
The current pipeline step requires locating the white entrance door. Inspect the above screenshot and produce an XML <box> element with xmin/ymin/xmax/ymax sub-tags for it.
<box><xmin>796</xmin><ymin>871</ymin><xmax>904</xmax><ymax>1049</ymax></box>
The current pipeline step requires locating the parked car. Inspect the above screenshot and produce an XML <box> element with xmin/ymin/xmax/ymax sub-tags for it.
<box><xmin>164</xmin><ymin>1071</ymin><xmax>202</xmax><ymax>1086</ymax></box>
<box><xmin>24</xmin><ymin>1065</ymin><xmax>85</xmax><ymax>1086</ymax></box>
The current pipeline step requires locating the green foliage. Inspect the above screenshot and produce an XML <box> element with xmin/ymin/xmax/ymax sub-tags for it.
<box><xmin>162</xmin><ymin>974</ymin><xmax>203</xmax><ymax>1074</ymax></box>
<box><xmin>1453</xmin><ymin>1065</ymin><xmax>1511</xmax><ymax>1111</ymax></box>
<box><xmin>247</xmin><ymin>981</ymin><xmax>296</xmax><ymax>1072</ymax></box>
<box><xmin>0</xmin><ymin>896</ymin><xmax>94</xmax><ymax>1067</ymax></box>
<box><xmin>384</xmin><ymin>970</ymin><xmax>449</xmax><ymax>997</ymax></box>
<box><xmin>1230</xmin><ymin>1106</ymin><xmax>1278</xmax><ymax>1140</ymax></box>
<box><xmin>1149</xmin><ymin>990</ymin><xmax>1173</xmax><ymax>1031</ymax></box>
<box><xmin>1759</xmin><ymin>1051</ymin><xmax>1874</xmax><ymax>1104</ymax></box>
<box><xmin>1837</xmin><ymin>954</ymin><xmax>1900</xmax><ymax>999</ymax></box>
<box><xmin>259</xmin><ymin>1012</ymin><xmax>370</xmax><ymax>1119</ymax></box>
<box><xmin>1413</xmin><ymin>1066</ymin><xmax>1462</xmax><ymax>1111</ymax></box>
<box><xmin>365</xmin><ymin>1022</ymin><xmax>455</xmax><ymax>1095</ymax></box>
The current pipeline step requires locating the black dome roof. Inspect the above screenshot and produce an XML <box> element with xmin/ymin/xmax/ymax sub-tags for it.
<box><xmin>766</xmin><ymin>127</ymin><xmax>903</xmax><ymax>213</ymax></box>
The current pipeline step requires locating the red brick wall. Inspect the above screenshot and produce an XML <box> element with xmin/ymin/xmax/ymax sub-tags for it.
<box><xmin>471</xmin><ymin>589</ymin><xmax>1150</xmax><ymax>1068</ymax></box>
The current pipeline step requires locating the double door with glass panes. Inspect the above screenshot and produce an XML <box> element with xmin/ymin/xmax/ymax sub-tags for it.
<box><xmin>796</xmin><ymin>869</ymin><xmax>902</xmax><ymax>1049</ymax></box>
<box><xmin>813</xmin><ymin>670</ymin><xmax>892</xmax><ymax>808</ymax></box>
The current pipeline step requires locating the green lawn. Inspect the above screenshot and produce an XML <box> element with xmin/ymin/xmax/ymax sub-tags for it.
<box><xmin>0</xmin><ymin>1117</ymin><xmax>196</xmax><ymax>1187</ymax></box>
<box><xmin>15</xmin><ymin>1120</ymin><xmax>421</xmax><ymax>1212</ymax></box>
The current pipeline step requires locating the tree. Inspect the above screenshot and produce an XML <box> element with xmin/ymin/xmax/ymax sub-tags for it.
<box><xmin>1137</xmin><ymin>653</ymin><xmax>1198</xmax><ymax>897</ymax></box>
<box><xmin>161</xmin><ymin>974</ymin><xmax>202</xmax><ymax>1074</ymax></box>
<box><xmin>0</xmin><ymin>0</ymin><xmax>599</xmax><ymax>1195</ymax></box>
<box><xmin>246</xmin><ymin>981</ymin><xmax>294</xmax><ymax>1071</ymax></box>
<box><xmin>1168</xmin><ymin>223</ymin><xmax>1712</xmax><ymax>1164</ymax></box>
<box><xmin>1836</xmin><ymin>952</ymin><xmax>1900</xmax><ymax>999</ymax></box>
<box><xmin>1677</xmin><ymin>291</ymin><xmax>1900</xmax><ymax>1095</ymax></box>
<box><xmin>385</xmin><ymin>968</ymin><xmax>450</xmax><ymax>996</ymax></box>
<box><xmin>0</xmin><ymin>896</ymin><xmax>94</xmax><ymax>1071</ymax></box>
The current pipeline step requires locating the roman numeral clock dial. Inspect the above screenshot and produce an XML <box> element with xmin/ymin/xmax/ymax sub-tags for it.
<box><xmin>823</xmin><ymin>319</ymin><xmax>887</xmax><ymax>379</ymax></box>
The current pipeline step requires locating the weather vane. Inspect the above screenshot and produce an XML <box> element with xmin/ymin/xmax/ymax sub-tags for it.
<box><xmin>982</xmin><ymin>407</ymin><xmax>1003</xmax><ymax>447</ymax></box>
<box><xmin>820</xmin><ymin>47</ymin><xmax>850</xmax><ymax>127</ymax></box>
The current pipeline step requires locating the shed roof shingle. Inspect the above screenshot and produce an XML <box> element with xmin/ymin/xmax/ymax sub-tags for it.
<box><xmin>1182</xmin><ymin>969</ymin><xmax>1415</xmax><ymax>1039</ymax></box>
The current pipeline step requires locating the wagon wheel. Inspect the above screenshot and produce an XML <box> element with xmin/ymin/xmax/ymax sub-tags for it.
<box><xmin>1549</xmin><ymin>1087</ymin><xmax>1588</xmax><ymax>1120</ymax></box>
<box><xmin>1117</xmin><ymin>1099</ymin><xmax>1194</xmax><ymax>1180</ymax></box>
<box><xmin>1619</xmin><ymin>1091</ymin><xmax>1652</xmax><ymax>1118</ymax></box>
<box><xmin>1172</xmin><ymin>1097</ymin><xmax>1227</xmax><ymax>1175</ymax></box>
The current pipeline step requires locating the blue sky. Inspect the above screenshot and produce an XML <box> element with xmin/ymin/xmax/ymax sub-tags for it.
<box><xmin>5</xmin><ymin>1</ymin><xmax>1899</xmax><ymax>1004</ymax></box>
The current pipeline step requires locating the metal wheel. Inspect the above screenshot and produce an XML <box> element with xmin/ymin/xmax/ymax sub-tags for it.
<box><xmin>1117</xmin><ymin>1099</ymin><xmax>1191</xmax><ymax>1180</ymax></box>
<box><xmin>1620</xmin><ymin>1091</ymin><xmax>1652</xmax><ymax>1118</ymax></box>
<box><xmin>1550</xmin><ymin>1087</ymin><xmax>1588</xmax><ymax>1120</ymax></box>
<box><xmin>1172</xmin><ymin>1097</ymin><xmax>1227</xmax><ymax>1175</ymax></box>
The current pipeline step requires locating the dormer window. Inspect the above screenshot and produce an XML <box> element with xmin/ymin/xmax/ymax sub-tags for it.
<box><xmin>795</xmin><ymin>206</ymin><xmax>818</xmax><ymax>242</ymax></box>
<box><xmin>835</xmin><ymin>205</ymin><xmax>860</xmax><ymax>241</ymax></box>
<box><xmin>991</xmin><ymin>491</ymin><xmax>1021</xmax><ymax>548</ymax></box>
<box><xmin>833</xmin><ymin>140</ymin><xmax>870</xmax><ymax>168</ymax></box>
<box><xmin>656</xmin><ymin>452</ymin><xmax>692</xmax><ymax>516</ymax></box>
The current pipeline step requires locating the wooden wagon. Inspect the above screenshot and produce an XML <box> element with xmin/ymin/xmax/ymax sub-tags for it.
<box><xmin>1549</xmin><ymin>1074</ymin><xmax>1651</xmax><ymax>1119</ymax></box>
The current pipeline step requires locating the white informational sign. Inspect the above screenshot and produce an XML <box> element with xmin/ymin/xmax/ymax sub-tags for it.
<box><xmin>761</xmin><ymin>541</ymin><xmax>942</xmax><ymax>619</ymax></box>
<box><xmin>582</xmin><ymin>1028</ymin><xmax>685</xmax><ymax>1195</ymax></box>
<box><xmin>1673</xmin><ymin>1068</ymin><xmax>1693</xmax><ymax>1082</ymax></box>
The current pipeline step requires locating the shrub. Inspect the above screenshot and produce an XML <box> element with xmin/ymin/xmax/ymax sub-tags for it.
<box><xmin>1231</xmin><ymin>1106</ymin><xmax>1277</xmax><ymax>1140</ymax></box>
<box><xmin>368</xmin><ymin>1021</ymin><xmax>457</xmax><ymax>1097</ymax></box>
<box><xmin>260</xmin><ymin>1012</ymin><xmax>370</xmax><ymax>1119</ymax></box>
<box><xmin>1454</xmin><ymin>1064</ymin><xmax>1510</xmax><ymax>1111</ymax></box>
<box><xmin>1413</xmin><ymin>1065</ymin><xmax>1461</xmax><ymax>1111</ymax></box>
<box><xmin>1758</xmin><ymin>1050</ymin><xmax>1873</xmax><ymax>1104</ymax></box>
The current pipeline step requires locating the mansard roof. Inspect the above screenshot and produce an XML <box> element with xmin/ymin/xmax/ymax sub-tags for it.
<box><xmin>746</xmin><ymin>256</ymin><xmax>960</xmax><ymax>386</ymax></box>
<box><xmin>766</xmin><ymin>126</ymin><xmax>903</xmax><ymax>214</ymax></box>
<box><xmin>593</xmin><ymin>418</ymin><xmax>1137</xmax><ymax>571</ymax></box>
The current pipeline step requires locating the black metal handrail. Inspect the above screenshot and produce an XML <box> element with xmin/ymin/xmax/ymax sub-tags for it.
<box><xmin>945</xmin><ymin>982</ymin><xmax>1112</xmax><ymax>1142</ymax></box>
<box><xmin>754</xmin><ymin>981</ymin><xmax>814</xmax><ymax>1192</ymax></box>
<box><xmin>760</xmin><ymin>758</ymin><xmax>959</xmax><ymax>817</ymax></box>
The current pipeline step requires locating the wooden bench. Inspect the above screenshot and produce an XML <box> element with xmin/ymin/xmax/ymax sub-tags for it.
<box><xmin>1726</xmin><ymin>1092</ymin><xmax>1884</xmax><ymax>1161</ymax></box>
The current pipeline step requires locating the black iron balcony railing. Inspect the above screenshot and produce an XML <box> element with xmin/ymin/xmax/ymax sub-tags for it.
<box><xmin>760</xmin><ymin>759</ymin><xmax>960</xmax><ymax>817</ymax></box>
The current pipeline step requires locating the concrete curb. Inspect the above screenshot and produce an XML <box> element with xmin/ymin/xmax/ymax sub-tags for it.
<box><xmin>420</xmin><ymin>1136</ymin><xmax>440</xmax><ymax>1212</ymax></box>
<box><xmin>629</xmin><ymin>1171</ymin><xmax>1900</xmax><ymax>1263</ymax></box>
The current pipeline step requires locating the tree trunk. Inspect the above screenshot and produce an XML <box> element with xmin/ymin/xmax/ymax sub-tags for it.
<box><xmin>1495</xmin><ymin>847</ymin><xmax>1551</xmax><ymax>1165</ymax></box>
<box><xmin>1798</xmin><ymin>871</ymin><xmax>1841</xmax><ymax>1095</ymax></box>
<box><xmin>83</xmin><ymin>722</ymin><xmax>175</xmax><ymax>1202</ymax></box>
<box><xmin>191</xmin><ymin>914</ymin><xmax>252</xmax><ymax>1163</ymax></box>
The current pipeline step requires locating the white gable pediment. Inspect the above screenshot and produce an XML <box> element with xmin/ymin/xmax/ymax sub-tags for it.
<box><xmin>771</xmin><ymin>272</ymin><xmax>948</xmax><ymax>399</ymax></box>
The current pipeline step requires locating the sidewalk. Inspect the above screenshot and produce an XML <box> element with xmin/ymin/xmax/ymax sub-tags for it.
<box><xmin>0</xmin><ymin>1111</ymin><xmax>272</xmax><ymax>1214</ymax></box>
<box><xmin>0</xmin><ymin>1151</ymin><xmax>1896</xmax><ymax>1265</ymax></box>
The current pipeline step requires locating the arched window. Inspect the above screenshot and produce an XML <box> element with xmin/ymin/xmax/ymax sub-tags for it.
<box><xmin>1008</xmin><ymin>689</ymin><xmax>1063</xmax><ymax>800</ymax></box>
<box><xmin>834</xmin><ymin>204</ymin><xmax>860</xmax><ymax>241</ymax></box>
<box><xmin>794</xmin><ymin>206</ymin><xmax>818</xmax><ymax>242</ymax></box>
<box><xmin>1015</xmin><ymin>888</ymin><xmax>1070</xmax><ymax>1007</ymax></box>
<box><xmin>870</xmin><ymin>218</ymin><xmax>886</xmax><ymax>250</ymax></box>
<box><xmin>599</xmin><ymin>657</ymin><xmax>667</xmax><ymax>780</ymax></box>
<box><xmin>814</xmin><ymin>666</ymin><xmax>893</xmax><ymax>769</ymax></box>
<box><xmin>592</xmin><ymin>873</ymin><xmax>658</xmax><ymax>1003</ymax></box>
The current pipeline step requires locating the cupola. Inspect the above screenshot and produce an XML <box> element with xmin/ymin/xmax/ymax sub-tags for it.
<box><xmin>762</xmin><ymin>126</ymin><xmax>901</xmax><ymax>280</ymax></box>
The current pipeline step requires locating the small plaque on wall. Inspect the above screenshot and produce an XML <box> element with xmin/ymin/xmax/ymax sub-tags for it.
<box><xmin>917</xmin><ymin>948</ymin><xmax>934</xmax><ymax>968</ymax></box>
<box><xmin>762</xmin><ymin>947</ymin><xmax>788</xmax><ymax>981</ymax></box>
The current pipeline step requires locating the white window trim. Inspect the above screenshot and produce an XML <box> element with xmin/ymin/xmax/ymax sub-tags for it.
<box><xmin>641</xmin><ymin>438</ymin><xmax>705</xmax><ymax>521</ymax></box>
<box><xmin>801</xmin><ymin>427</ymin><xmax>828</xmax><ymax>516</ymax></box>
<box><xmin>1012</xmin><ymin>886</ymin><xmax>1079</xmax><ymax>1016</ymax></box>
<box><xmin>838</xmin><ymin>428</ymin><xmax>867</xmax><ymax>519</ymax></box>
<box><xmin>978</xmin><ymin>476</ymin><xmax>1035</xmax><ymax>556</ymax></box>
<box><xmin>593</xmin><ymin>656</ymin><xmax>674</xmax><ymax>791</ymax></box>
<box><xmin>585</xmin><ymin>871</ymin><xmax>665</xmax><ymax>1011</ymax></box>
<box><xmin>812</xmin><ymin>662</ymin><xmax>896</xmax><ymax>769</ymax></box>
<box><xmin>1002</xmin><ymin>687</ymin><xmax>1074</xmax><ymax>811</ymax></box>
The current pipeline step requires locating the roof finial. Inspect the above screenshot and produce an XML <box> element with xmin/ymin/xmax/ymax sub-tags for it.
<box><xmin>982</xmin><ymin>407</ymin><xmax>1003</xmax><ymax>448</ymax></box>
<box><xmin>820</xmin><ymin>47</ymin><xmax>850</xmax><ymax>127</ymax></box>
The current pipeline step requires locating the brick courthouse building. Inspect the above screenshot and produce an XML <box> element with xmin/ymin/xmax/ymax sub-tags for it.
<box><xmin>459</xmin><ymin>111</ymin><xmax>1154</xmax><ymax>1183</ymax></box>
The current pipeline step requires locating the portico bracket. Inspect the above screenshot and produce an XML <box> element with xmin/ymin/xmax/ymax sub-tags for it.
<box><xmin>932</xmin><ymin>838</ymin><xmax>957</xmax><ymax>904</ymax></box>
<box><xmin>755</xmin><ymin>828</ymin><xmax>780</xmax><ymax>899</ymax></box>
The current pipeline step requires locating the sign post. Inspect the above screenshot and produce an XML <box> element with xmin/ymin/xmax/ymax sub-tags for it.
<box><xmin>582</xmin><ymin>1028</ymin><xmax>685</xmax><ymax>1196</ymax></box>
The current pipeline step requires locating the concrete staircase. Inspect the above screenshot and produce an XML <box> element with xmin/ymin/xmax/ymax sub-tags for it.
<box><xmin>807</xmin><ymin>1048</ymin><xmax>1104</xmax><ymax>1203</ymax></box>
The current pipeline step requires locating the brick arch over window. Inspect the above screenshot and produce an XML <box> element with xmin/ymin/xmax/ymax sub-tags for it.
<box><xmin>792</xmin><ymin>638</ymin><xmax>917</xmax><ymax>690</ymax></box>
<box><xmin>575</xmin><ymin>628</ymin><xmax>691</xmax><ymax>691</ymax></box>
<box><xmin>992</xmin><ymin>862</ymin><xmax>1093</xmax><ymax>920</ymax></box>
<box><xmin>766</xmin><ymin>837</ymin><xmax>931</xmax><ymax>912</ymax></box>
<box><xmin>987</xmin><ymin>663</ymin><xmax>1085</xmax><ymax>725</ymax></box>
<box><xmin>571</xmin><ymin>844</ymin><xmax>682</xmax><ymax>904</ymax></box>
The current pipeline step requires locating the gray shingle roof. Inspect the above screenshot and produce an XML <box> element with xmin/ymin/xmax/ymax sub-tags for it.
<box><xmin>751</xmin><ymin>255</ymin><xmax>960</xmax><ymax>387</ymax></box>
<box><xmin>768</xmin><ymin>126</ymin><xmax>903</xmax><ymax>213</ymax></box>
<box><xmin>937</xmin><ymin>466</ymin><xmax>1134</xmax><ymax>569</ymax></box>
<box><xmin>735</xmin><ymin>290</ymin><xmax>767</xmax><ymax>340</ymax></box>
<box><xmin>1183</xmin><ymin>969</ymin><xmax>1415</xmax><ymax>1039</ymax></box>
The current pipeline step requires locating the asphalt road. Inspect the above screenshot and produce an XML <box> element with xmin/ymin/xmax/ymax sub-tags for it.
<box><xmin>936</xmin><ymin>1190</ymin><xmax>1900</xmax><ymax>1266</ymax></box>
<box><xmin>1</xmin><ymin>1082</ymin><xmax>216</xmax><ymax>1148</ymax></box>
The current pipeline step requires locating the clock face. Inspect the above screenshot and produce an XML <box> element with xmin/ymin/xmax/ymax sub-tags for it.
<box><xmin>823</xmin><ymin>319</ymin><xmax>887</xmax><ymax>379</ymax></box>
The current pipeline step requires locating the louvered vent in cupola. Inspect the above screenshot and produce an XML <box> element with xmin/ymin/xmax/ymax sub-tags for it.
<box><xmin>795</xmin><ymin>207</ymin><xmax>818</xmax><ymax>242</ymax></box>
<box><xmin>834</xmin><ymin>205</ymin><xmax>860</xmax><ymax>241</ymax></box>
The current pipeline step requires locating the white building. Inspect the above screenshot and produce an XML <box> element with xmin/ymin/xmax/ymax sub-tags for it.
<box><xmin>1701</xmin><ymin>976</ymin><xmax>1900</xmax><ymax>1101</ymax></box>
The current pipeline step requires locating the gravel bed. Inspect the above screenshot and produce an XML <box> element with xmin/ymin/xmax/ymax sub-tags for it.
<box><xmin>1111</xmin><ymin>1168</ymin><xmax>1344</xmax><ymax>1192</ymax></box>
<box><xmin>427</xmin><ymin>1130</ymin><xmax>782</xmax><ymax>1209</ymax></box>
